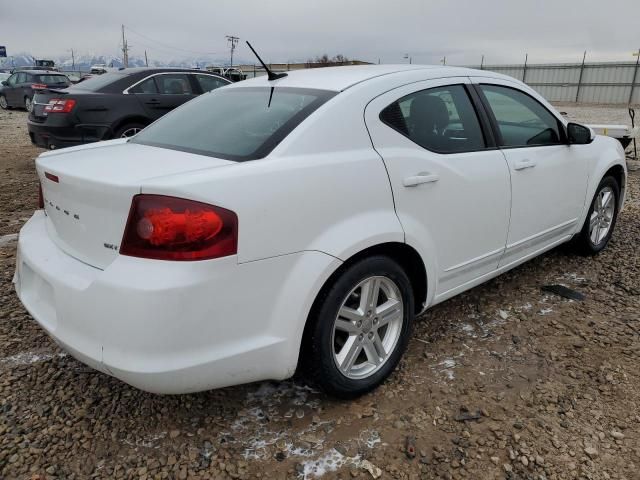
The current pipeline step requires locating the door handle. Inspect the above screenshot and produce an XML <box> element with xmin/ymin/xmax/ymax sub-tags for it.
<box><xmin>403</xmin><ymin>172</ymin><xmax>440</xmax><ymax>187</ymax></box>
<box><xmin>145</xmin><ymin>99</ymin><xmax>161</xmax><ymax>105</ymax></box>
<box><xmin>513</xmin><ymin>159</ymin><xmax>537</xmax><ymax>170</ymax></box>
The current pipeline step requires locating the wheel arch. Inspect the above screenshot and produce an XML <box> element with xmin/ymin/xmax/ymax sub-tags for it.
<box><xmin>319</xmin><ymin>242</ymin><xmax>427</xmax><ymax>314</ymax></box>
<box><xmin>604</xmin><ymin>163</ymin><xmax>626</xmax><ymax>209</ymax></box>
<box><xmin>297</xmin><ymin>242</ymin><xmax>428</xmax><ymax>373</ymax></box>
<box><xmin>109</xmin><ymin>115</ymin><xmax>151</xmax><ymax>139</ymax></box>
<box><xmin>576</xmin><ymin>138</ymin><xmax>627</xmax><ymax>233</ymax></box>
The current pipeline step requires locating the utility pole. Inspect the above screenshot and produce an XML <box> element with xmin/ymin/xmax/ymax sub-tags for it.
<box><xmin>523</xmin><ymin>53</ymin><xmax>528</xmax><ymax>82</ymax></box>
<box><xmin>121</xmin><ymin>25</ymin><xmax>130</xmax><ymax>68</ymax></box>
<box><xmin>480</xmin><ymin>55</ymin><xmax>484</xmax><ymax>70</ymax></box>
<box><xmin>226</xmin><ymin>35</ymin><xmax>239</xmax><ymax>67</ymax></box>
<box><xmin>145</xmin><ymin>50</ymin><xmax>149</xmax><ymax>67</ymax></box>
<box><xmin>70</xmin><ymin>48</ymin><xmax>75</xmax><ymax>70</ymax></box>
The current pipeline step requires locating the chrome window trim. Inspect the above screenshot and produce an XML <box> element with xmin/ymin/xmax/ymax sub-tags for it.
<box><xmin>122</xmin><ymin>72</ymin><xmax>230</xmax><ymax>95</ymax></box>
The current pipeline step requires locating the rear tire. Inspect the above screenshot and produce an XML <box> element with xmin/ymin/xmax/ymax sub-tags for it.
<box><xmin>0</xmin><ymin>95</ymin><xmax>9</xmax><ymax>110</ymax></box>
<box><xmin>301</xmin><ymin>255</ymin><xmax>414</xmax><ymax>398</ymax></box>
<box><xmin>573</xmin><ymin>175</ymin><xmax>620</xmax><ymax>255</ymax></box>
<box><xmin>113</xmin><ymin>123</ymin><xmax>146</xmax><ymax>139</ymax></box>
<box><xmin>24</xmin><ymin>96</ymin><xmax>33</xmax><ymax>112</ymax></box>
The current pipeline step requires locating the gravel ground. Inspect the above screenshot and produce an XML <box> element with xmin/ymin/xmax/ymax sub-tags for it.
<box><xmin>1</xmin><ymin>106</ymin><xmax>639</xmax><ymax>480</ymax></box>
<box><xmin>553</xmin><ymin>103</ymin><xmax>636</xmax><ymax>126</ymax></box>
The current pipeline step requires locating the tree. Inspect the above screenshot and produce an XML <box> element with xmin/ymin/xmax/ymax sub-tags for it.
<box><xmin>305</xmin><ymin>54</ymin><xmax>350</xmax><ymax>68</ymax></box>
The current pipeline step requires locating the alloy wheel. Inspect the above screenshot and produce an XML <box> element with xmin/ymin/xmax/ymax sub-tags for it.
<box><xmin>120</xmin><ymin>127</ymin><xmax>142</xmax><ymax>138</ymax></box>
<box><xmin>589</xmin><ymin>186</ymin><xmax>615</xmax><ymax>246</ymax></box>
<box><xmin>25</xmin><ymin>97</ymin><xmax>33</xmax><ymax>112</ymax></box>
<box><xmin>331</xmin><ymin>276</ymin><xmax>404</xmax><ymax>379</ymax></box>
<box><xmin>0</xmin><ymin>96</ymin><xmax>7</xmax><ymax>109</ymax></box>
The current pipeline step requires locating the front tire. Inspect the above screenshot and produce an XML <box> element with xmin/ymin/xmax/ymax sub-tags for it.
<box><xmin>0</xmin><ymin>95</ymin><xmax>9</xmax><ymax>110</ymax></box>
<box><xmin>573</xmin><ymin>175</ymin><xmax>620</xmax><ymax>255</ymax></box>
<box><xmin>302</xmin><ymin>255</ymin><xmax>414</xmax><ymax>398</ymax></box>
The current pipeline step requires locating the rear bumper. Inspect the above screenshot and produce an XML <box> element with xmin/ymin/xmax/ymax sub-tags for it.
<box><xmin>14</xmin><ymin>211</ymin><xmax>339</xmax><ymax>393</ymax></box>
<box><xmin>28</xmin><ymin>119</ymin><xmax>110</xmax><ymax>149</ymax></box>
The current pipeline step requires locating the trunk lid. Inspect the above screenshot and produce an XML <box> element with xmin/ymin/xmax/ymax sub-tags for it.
<box><xmin>37</xmin><ymin>140</ymin><xmax>234</xmax><ymax>269</ymax></box>
<box><xmin>31</xmin><ymin>89</ymin><xmax>69</xmax><ymax>123</ymax></box>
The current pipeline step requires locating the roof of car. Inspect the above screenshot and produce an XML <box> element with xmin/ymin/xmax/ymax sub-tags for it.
<box><xmin>14</xmin><ymin>69</ymin><xmax>66</xmax><ymax>75</ymax></box>
<box><xmin>230</xmin><ymin>64</ymin><xmax>513</xmax><ymax>92</ymax></box>
<box><xmin>117</xmin><ymin>67</ymin><xmax>223</xmax><ymax>75</ymax></box>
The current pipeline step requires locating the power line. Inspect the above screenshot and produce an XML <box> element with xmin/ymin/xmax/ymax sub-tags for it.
<box><xmin>124</xmin><ymin>26</ymin><xmax>224</xmax><ymax>57</ymax></box>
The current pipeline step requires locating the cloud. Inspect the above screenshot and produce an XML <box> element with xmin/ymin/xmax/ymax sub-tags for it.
<box><xmin>0</xmin><ymin>0</ymin><xmax>637</xmax><ymax>65</ymax></box>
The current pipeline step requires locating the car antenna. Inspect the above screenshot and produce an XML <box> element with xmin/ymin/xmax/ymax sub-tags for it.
<box><xmin>246</xmin><ymin>41</ymin><xmax>287</xmax><ymax>81</ymax></box>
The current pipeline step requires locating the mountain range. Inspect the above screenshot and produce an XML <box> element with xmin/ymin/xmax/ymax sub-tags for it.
<box><xmin>0</xmin><ymin>53</ymin><xmax>240</xmax><ymax>71</ymax></box>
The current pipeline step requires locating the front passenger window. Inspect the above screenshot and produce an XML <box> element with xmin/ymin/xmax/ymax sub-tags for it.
<box><xmin>480</xmin><ymin>85</ymin><xmax>563</xmax><ymax>147</ymax></box>
<box><xmin>380</xmin><ymin>84</ymin><xmax>486</xmax><ymax>153</ymax></box>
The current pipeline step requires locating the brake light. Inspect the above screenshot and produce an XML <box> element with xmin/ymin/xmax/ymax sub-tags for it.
<box><xmin>120</xmin><ymin>195</ymin><xmax>238</xmax><ymax>261</ymax></box>
<box><xmin>44</xmin><ymin>98</ymin><xmax>76</xmax><ymax>113</ymax></box>
<box><xmin>38</xmin><ymin>182</ymin><xmax>44</xmax><ymax>209</ymax></box>
<box><xmin>31</xmin><ymin>83</ymin><xmax>47</xmax><ymax>90</ymax></box>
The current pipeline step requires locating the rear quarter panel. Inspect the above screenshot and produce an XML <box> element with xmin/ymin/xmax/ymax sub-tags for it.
<box><xmin>139</xmin><ymin>86</ymin><xmax>404</xmax><ymax>264</ymax></box>
<box><xmin>140</xmin><ymin>150</ymin><xmax>402</xmax><ymax>264</ymax></box>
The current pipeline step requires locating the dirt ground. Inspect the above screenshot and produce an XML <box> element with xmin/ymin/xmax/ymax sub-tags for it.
<box><xmin>1</xmin><ymin>106</ymin><xmax>639</xmax><ymax>480</ymax></box>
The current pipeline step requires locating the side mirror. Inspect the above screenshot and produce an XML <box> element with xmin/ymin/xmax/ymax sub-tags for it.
<box><xmin>567</xmin><ymin>122</ymin><xmax>594</xmax><ymax>145</ymax></box>
<box><xmin>1</xmin><ymin>81</ymin><xmax>7</xmax><ymax>86</ymax></box>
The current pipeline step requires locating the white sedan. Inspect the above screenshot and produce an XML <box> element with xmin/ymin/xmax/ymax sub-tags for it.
<box><xmin>14</xmin><ymin>65</ymin><xmax>626</xmax><ymax>397</ymax></box>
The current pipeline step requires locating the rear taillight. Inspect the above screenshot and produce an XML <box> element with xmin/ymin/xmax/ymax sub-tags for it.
<box><xmin>31</xmin><ymin>83</ymin><xmax>47</xmax><ymax>90</ymax></box>
<box><xmin>120</xmin><ymin>195</ymin><xmax>238</xmax><ymax>261</ymax></box>
<box><xmin>38</xmin><ymin>182</ymin><xmax>44</xmax><ymax>209</ymax></box>
<box><xmin>44</xmin><ymin>98</ymin><xmax>76</xmax><ymax>113</ymax></box>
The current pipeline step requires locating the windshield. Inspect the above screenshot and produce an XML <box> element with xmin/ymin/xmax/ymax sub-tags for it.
<box><xmin>72</xmin><ymin>72</ymin><xmax>126</xmax><ymax>91</ymax></box>
<box><xmin>131</xmin><ymin>87</ymin><xmax>336</xmax><ymax>161</ymax></box>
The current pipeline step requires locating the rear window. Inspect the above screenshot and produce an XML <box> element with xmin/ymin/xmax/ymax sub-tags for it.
<box><xmin>36</xmin><ymin>74</ymin><xmax>69</xmax><ymax>85</ymax></box>
<box><xmin>131</xmin><ymin>87</ymin><xmax>336</xmax><ymax>161</ymax></box>
<box><xmin>72</xmin><ymin>72</ymin><xmax>127</xmax><ymax>91</ymax></box>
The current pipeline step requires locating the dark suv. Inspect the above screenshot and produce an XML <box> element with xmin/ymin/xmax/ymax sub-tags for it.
<box><xmin>27</xmin><ymin>68</ymin><xmax>231</xmax><ymax>149</ymax></box>
<box><xmin>0</xmin><ymin>70</ymin><xmax>70</xmax><ymax>111</ymax></box>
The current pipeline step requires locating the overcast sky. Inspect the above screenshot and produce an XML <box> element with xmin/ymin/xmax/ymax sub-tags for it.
<box><xmin>1</xmin><ymin>0</ymin><xmax>638</xmax><ymax>65</ymax></box>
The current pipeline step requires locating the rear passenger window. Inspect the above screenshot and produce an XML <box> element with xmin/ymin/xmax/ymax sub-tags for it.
<box><xmin>479</xmin><ymin>85</ymin><xmax>563</xmax><ymax>147</ymax></box>
<box><xmin>195</xmin><ymin>74</ymin><xmax>228</xmax><ymax>92</ymax></box>
<box><xmin>36</xmin><ymin>75</ymin><xmax>70</xmax><ymax>86</ymax></box>
<box><xmin>380</xmin><ymin>85</ymin><xmax>486</xmax><ymax>153</ymax></box>
<box><xmin>155</xmin><ymin>74</ymin><xmax>192</xmax><ymax>95</ymax></box>
<box><xmin>129</xmin><ymin>77</ymin><xmax>158</xmax><ymax>94</ymax></box>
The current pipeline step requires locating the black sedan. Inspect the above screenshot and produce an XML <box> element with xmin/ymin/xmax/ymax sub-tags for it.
<box><xmin>27</xmin><ymin>68</ymin><xmax>231</xmax><ymax>149</ymax></box>
<box><xmin>0</xmin><ymin>70</ymin><xmax>71</xmax><ymax>111</ymax></box>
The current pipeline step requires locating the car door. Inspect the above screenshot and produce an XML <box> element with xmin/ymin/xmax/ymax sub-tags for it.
<box><xmin>365</xmin><ymin>78</ymin><xmax>511</xmax><ymax>300</ymax></box>
<box><xmin>4</xmin><ymin>73</ymin><xmax>21</xmax><ymax>105</ymax></box>
<box><xmin>15</xmin><ymin>72</ymin><xmax>30</xmax><ymax>106</ymax></box>
<box><xmin>149</xmin><ymin>73</ymin><xmax>196</xmax><ymax>118</ymax></box>
<box><xmin>471</xmin><ymin>78</ymin><xmax>589</xmax><ymax>266</ymax></box>
<box><xmin>193</xmin><ymin>74</ymin><xmax>230</xmax><ymax>93</ymax></box>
